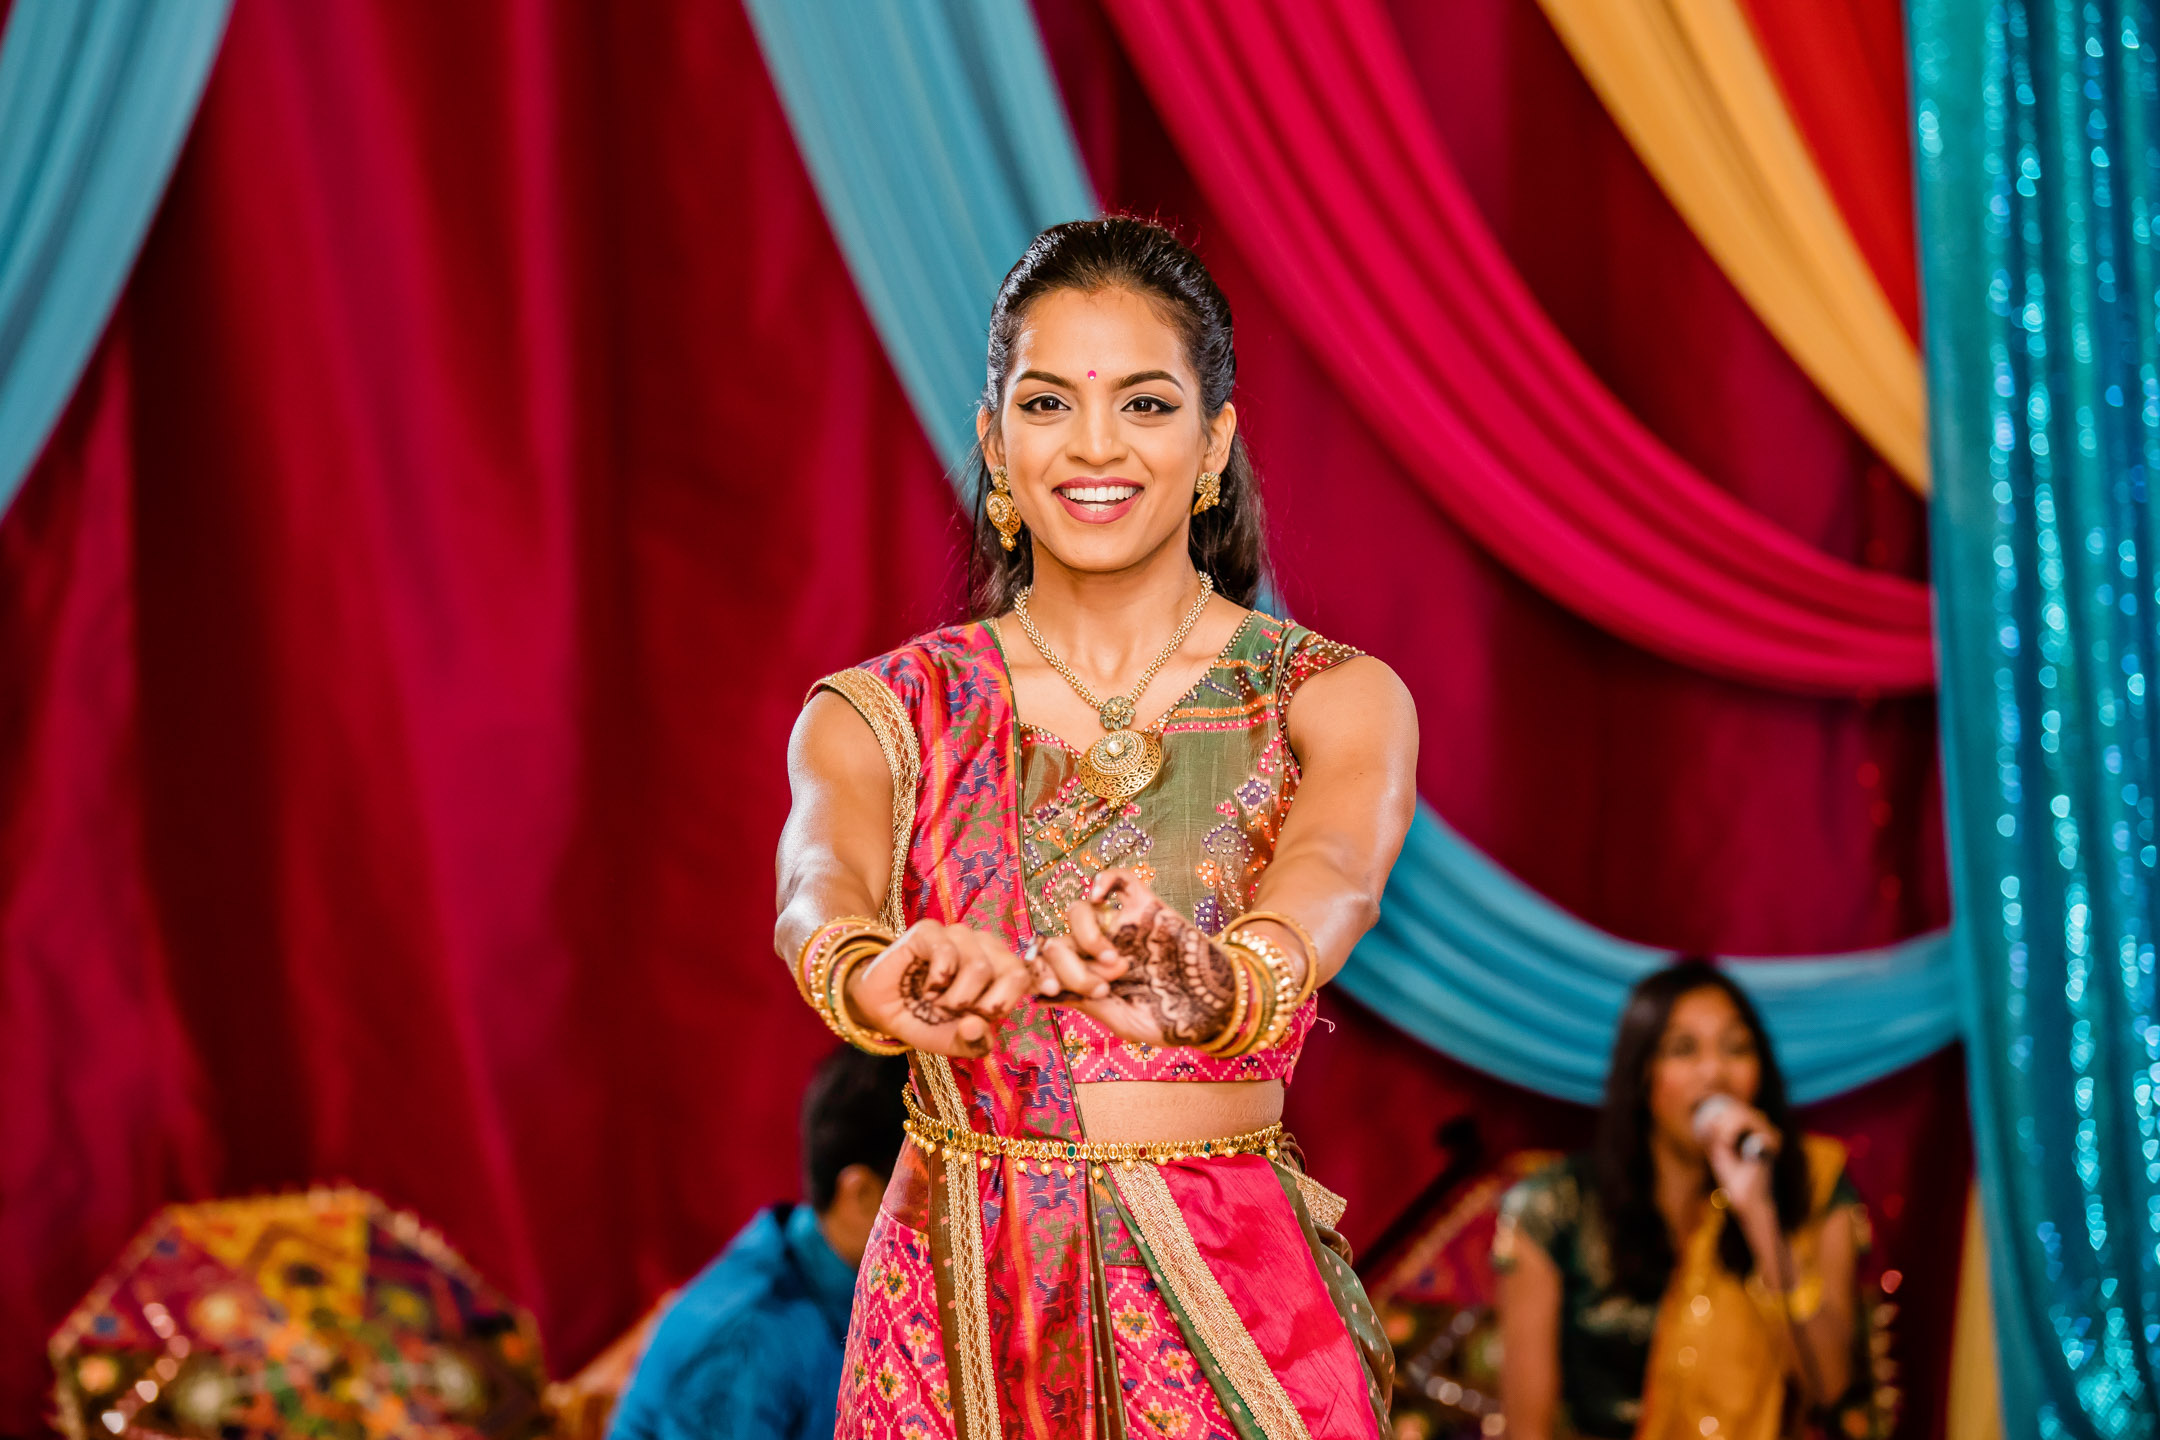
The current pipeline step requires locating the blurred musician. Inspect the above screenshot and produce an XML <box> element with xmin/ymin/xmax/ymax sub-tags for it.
<box><xmin>1494</xmin><ymin>960</ymin><xmax>1866</xmax><ymax>1440</ymax></box>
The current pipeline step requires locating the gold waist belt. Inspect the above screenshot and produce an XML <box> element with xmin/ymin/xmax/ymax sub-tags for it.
<box><xmin>902</xmin><ymin>1085</ymin><xmax>1285</xmax><ymax>1174</ymax></box>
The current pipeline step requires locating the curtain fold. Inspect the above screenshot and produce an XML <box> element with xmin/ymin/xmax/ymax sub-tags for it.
<box><xmin>739</xmin><ymin>0</ymin><xmax>1096</xmax><ymax>467</ymax></box>
<box><xmin>0</xmin><ymin>0</ymin><xmax>231</xmax><ymax>517</ymax></box>
<box><xmin>1734</xmin><ymin>0</ymin><xmax>1920</xmax><ymax>339</ymax></box>
<box><xmin>1338</xmin><ymin>805</ymin><xmax>1955</xmax><ymax>1104</ymax></box>
<box><xmin>1913</xmin><ymin>0</ymin><xmax>2160</xmax><ymax>1430</ymax></box>
<box><xmin>1097</xmin><ymin>0</ymin><xmax>1935</xmax><ymax>696</ymax></box>
<box><xmin>1531</xmin><ymin>0</ymin><xmax>1927</xmax><ymax>491</ymax></box>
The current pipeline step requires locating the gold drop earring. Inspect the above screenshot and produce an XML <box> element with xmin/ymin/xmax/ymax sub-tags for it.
<box><xmin>987</xmin><ymin>466</ymin><xmax>1023</xmax><ymax>551</ymax></box>
<box><xmin>1192</xmin><ymin>470</ymin><xmax>1222</xmax><ymax>515</ymax></box>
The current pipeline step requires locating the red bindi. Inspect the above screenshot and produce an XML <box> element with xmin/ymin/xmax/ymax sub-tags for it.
<box><xmin>1087</xmin><ymin>369</ymin><xmax>1097</xmax><ymax>379</ymax></box>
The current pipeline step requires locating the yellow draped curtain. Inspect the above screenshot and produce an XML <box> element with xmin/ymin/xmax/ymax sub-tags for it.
<box><xmin>1532</xmin><ymin>0</ymin><xmax>1928</xmax><ymax>492</ymax></box>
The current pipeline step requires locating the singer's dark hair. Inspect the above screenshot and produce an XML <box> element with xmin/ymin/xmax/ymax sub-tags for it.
<box><xmin>1594</xmin><ymin>958</ymin><xmax>1812</xmax><ymax>1299</ymax></box>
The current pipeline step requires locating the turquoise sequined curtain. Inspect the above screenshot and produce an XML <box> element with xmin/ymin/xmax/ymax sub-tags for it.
<box><xmin>1914</xmin><ymin>0</ymin><xmax>2160</xmax><ymax>1429</ymax></box>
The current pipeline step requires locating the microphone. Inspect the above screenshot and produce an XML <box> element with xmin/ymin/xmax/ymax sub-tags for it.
<box><xmin>1692</xmin><ymin>1094</ymin><xmax>1771</xmax><ymax>1163</ymax></box>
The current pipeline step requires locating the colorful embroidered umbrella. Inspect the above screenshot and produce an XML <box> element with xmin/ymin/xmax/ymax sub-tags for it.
<box><xmin>48</xmin><ymin>1188</ymin><xmax>549</xmax><ymax>1440</ymax></box>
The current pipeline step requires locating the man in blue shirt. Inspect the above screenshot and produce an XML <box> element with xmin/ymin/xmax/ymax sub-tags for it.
<box><xmin>608</xmin><ymin>1048</ymin><xmax>908</xmax><ymax>1440</ymax></box>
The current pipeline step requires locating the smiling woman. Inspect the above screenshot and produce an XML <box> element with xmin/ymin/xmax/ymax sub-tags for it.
<box><xmin>964</xmin><ymin>222</ymin><xmax>1269</xmax><ymax>620</ymax></box>
<box><xmin>771</xmin><ymin>217</ymin><xmax>1423</xmax><ymax>1436</ymax></box>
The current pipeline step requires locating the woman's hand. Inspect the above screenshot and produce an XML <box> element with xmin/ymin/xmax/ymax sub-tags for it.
<box><xmin>1039</xmin><ymin>869</ymin><xmax>1238</xmax><ymax>1048</ymax></box>
<box><xmin>843</xmin><ymin>920</ymin><xmax>1043</xmax><ymax>1058</ymax></box>
<box><xmin>1699</xmin><ymin>1095</ymin><xmax>1782</xmax><ymax>1220</ymax></box>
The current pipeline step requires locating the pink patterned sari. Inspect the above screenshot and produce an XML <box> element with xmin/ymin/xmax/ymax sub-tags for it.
<box><xmin>812</xmin><ymin>619</ymin><xmax>1392</xmax><ymax>1440</ymax></box>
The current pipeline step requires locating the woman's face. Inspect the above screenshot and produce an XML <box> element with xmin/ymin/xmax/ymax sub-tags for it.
<box><xmin>979</xmin><ymin>286</ymin><xmax>1235</xmax><ymax>581</ymax></box>
<box><xmin>1645</xmin><ymin>986</ymin><xmax>1762</xmax><ymax>1156</ymax></box>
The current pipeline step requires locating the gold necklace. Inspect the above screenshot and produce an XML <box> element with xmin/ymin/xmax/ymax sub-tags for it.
<box><xmin>1012</xmin><ymin>574</ymin><xmax>1215</xmax><ymax>801</ymax></box>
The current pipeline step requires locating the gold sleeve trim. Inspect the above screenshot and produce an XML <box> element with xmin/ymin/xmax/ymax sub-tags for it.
<box><xmin>1112</xmin><ymin>1161</ymin><xmax>1313</xmax><ymax>1440</ymax></box>
<box><xmin>812</xmin><ymin>668</ymin><xmax>920</xmax><ymax>933</ymax></box>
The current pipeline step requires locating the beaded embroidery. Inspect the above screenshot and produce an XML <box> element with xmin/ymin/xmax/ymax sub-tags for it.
<box><xmin>1012</xmin><ymin>615</ymin><xmax>1361</xmax><ymax>1084</ymax></box>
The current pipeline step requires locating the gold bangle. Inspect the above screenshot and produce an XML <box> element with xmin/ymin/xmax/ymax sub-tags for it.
<box><xmin>811</xmin><ymin>931</ymin><xmax>898</xmax><ymax>1046</ymax></box>
<box><xmin>825</xmin><ymin>938</ymin><xmax>909</xmax><ymax>1056</ymax></box>
<box><xmin>1239</xmin><ymin>944</ymin><xmax>1282</xmax><ymax>1055</ymax></box>
<box><xmin>796</xmin><ymin>915</ymin><xmax>888</xmax><ymax>1003</ymax></box>
<box><xmin>1225</xmin><ymin>934</ymin><xmax>1297</xmax><ymax>1054</ymax></box>
<box><xmin>1211</xmin><ymin>943</ymin><xmax>1279</xmax><ymax>1058</ymax></box>
<box><xmin>1226</xmin><ymin>910</ymin><xmax>1321</xmax><ymax>1009</ymax></box>
<box><xmin>1198</xmin><ymin>945</ymin><xmax>1255</xmax><ymax>1057</ymax></box>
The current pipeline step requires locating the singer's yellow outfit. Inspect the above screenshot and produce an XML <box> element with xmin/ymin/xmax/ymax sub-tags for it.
<box><xmin>1492</xmin><ymin>1135</ymin><xmax>1862</xmax><ymax>1440</ymax></box>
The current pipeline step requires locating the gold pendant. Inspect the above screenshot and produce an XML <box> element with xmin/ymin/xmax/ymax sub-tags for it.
<box><xmin>1076</xmin><ymin>727</ymin><xmax>1164</xmax><ymax>802</ymax></box>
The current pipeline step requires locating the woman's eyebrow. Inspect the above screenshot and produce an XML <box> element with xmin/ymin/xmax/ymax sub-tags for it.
<box><xmin>1016</xmin><ymin>369</ymin><xmax>1073</xmax><ymax>387</ymax></box>
<box><xmin>1116</xmin><ymin>369</ymin><xmax>1184</xmax><ymax>390</ymax></box>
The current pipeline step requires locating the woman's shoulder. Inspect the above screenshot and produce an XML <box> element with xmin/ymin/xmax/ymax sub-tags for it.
<box><xmin>1253</xmin><ymin>615</ymin><xmax>1415</xmax><ymax>748</ymax></box>
<box><xmin>1799</xmin><ymin>1132</ymin><xmax>1861</xmax><ymax>1215</ymax></box>
<box><xmin>1496</xmin><ymin>1152</ymin><xmax>1593</xmax><ymax>1252</ymax></box>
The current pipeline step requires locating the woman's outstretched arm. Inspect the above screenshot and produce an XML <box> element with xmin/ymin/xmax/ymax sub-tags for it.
<box><xmin>1497</xmin><ymin>1236</ymin><xmax>1563</xmax><ymax>1440</ymax></box>
<box><xmin>1259</xmin><ymin>654</ymin><xmax>1420</xmax><ymax>980</ymax></box>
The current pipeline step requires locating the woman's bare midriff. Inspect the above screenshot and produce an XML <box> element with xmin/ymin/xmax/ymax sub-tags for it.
<box><xmin>1074</xmin><ymin>1078</ymin><xmax>1285</xmax><ymax>1143</ymax></box>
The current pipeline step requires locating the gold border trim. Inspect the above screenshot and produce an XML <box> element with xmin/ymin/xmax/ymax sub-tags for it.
<box><xmin>1289</xmin><ymin>1170</ymin><xmax>1348</xmax><ymax>1234</ymax></box>
<box><xmin>813</xmin><ymin>668</ymin><xmax>920</xmax><ymax>932</ymax></box>
<box><xmin>1112</xmin><ymin>1162</ymin><xmax>1312</xmax><ymax>1440</ymax></box>
<box><xmin>923</xmin><ymin>1053</ymin><xmax>1000</xmax><ymax>1437</ymax></box>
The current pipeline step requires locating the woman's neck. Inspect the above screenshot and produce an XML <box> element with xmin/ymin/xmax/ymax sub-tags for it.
<box><xmin>1019</xmin><ymin>541</ymin><xmax>1209</xmax><ymax>684</ymax></box>
<box><xmin>1649</xmin><ymin>1132</ymin><xmax>1712</xmax><ymax>1239</ymax></box>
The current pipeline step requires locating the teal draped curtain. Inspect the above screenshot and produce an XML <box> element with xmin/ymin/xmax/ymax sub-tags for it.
<box><xmin>0</xmin><ymin>0</ymin><xmax>231</xmax><ymax>517</ymax></box>
<box><xmin>752</xmin><ymin>0</ymin><xmax>1959</xmax><ymax>1106</ymax></box>
<box><xmin>740</xmin><ymin>0</ymin><xmax>1096</xmax><ymax>468</ymax></box>
<box><xmin>1914</xmin><ymin>0</ymin><xmax>2160</xmax><ymax>1430</ymax></box>
<box><xmin>1340</xmin><ymin>806</ymin><xmax>1957</xmax><ymax>1104</ymax></box>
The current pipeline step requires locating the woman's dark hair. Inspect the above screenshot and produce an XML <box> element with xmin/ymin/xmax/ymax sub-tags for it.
<box><xmin>1594</xmin><ymin>959</ymin><xmax>1812</xmax><ymax>1299</ymax></box>
<box><xmin>965</xmin><ymin>216</ymin><xmax>1269</xmax><ymax>617</ymax></box>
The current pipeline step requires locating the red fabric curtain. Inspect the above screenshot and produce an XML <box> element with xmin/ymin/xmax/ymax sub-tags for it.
<box><xmin>1098</xmin><ymin>0</ymin><xmax>1934</xmax><ymax>695</ymax></box>
<box><xmin>0</xmin><ymin>1</ymin><xmax>961</xmax><ymax>1428</ymax></box>
<box><xmin>1737</xmin><ymin>0</ymin><xmax>1921</xmax><ymax>339</ymax></box>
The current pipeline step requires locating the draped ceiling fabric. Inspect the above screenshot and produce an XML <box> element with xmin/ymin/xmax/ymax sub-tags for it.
<box><xmin>1915</xmin><ymin>0</ymin><xmax>2160</xmax><ymax>1431</ymax></box>
<box><xmin>739</xmin><ymin>0</ymin><xmax>1094</xmax><ymax>467</ymax></box>
<box><xmin>0</xmin><ymin>0</ymin><xmax>231</xmax><ymax>518</ymax></box>
<box><xmin>1530</xmin><ymin>0</ymin><xmax>1927</xmax><ymax>492</ymax></box>
<box><xmin>1734</xmin><ymin>0</ymin><xmax>1920</xmax><ymax>338</ymax></box>
<box><xmin>1099</xmin><ymin>0</ymin><xmax>1935</xmax><ymax>696</ymax></box>
<box><xmin>1340</xmin><ymin>806</ymin><xmax>1955</xmax><ymax>1104</ymax></box>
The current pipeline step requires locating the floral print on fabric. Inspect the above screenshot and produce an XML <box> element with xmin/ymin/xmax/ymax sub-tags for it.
<box><xmin>1102</xmin><ymin>1266</ymin><xmax>1239</xmax><ymax>1440</ymax></box>
<box><xmin>837</xmin><ymin>1211</ymin><xmax>955</xmax><ymax>1440</ymax></box>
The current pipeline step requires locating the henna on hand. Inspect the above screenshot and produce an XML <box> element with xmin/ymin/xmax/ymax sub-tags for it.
<box><xmin>1103</xmin><ymin>907</ymin><xmax>1237</xmax><ymax>1045</ymax></box>
<box><xmin>896</xmin><ymin>950</ymin><xmax>966</xmax><ymax>1026</ymax></box>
